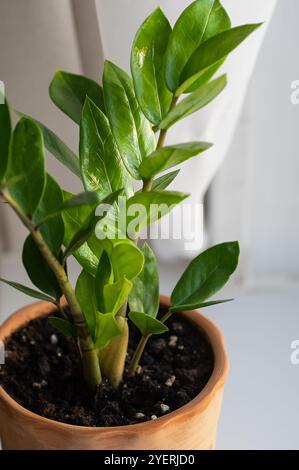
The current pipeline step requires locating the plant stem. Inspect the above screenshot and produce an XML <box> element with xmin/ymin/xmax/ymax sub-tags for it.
<box><xmin>100</xmin><ymin>316</ymin><xmax>129</xmax><ymax>388</ymax></box>
<box><xmin>2</xmin><ymin>190</ymin><xmax>102</xmax><ymax>389</ymax></box>
<box><xmin>141</xmin><ymin>96</ymin><xmax>178</xmax><ymax>196</ymax></box>
<box><xmin>129</xmin><ymin>309</ymin><xmax>174</xmax><ymax>376</ymax></box>
<box><xmin>129</xmin><ymin>96</ymin><xmax>179</xmax><ymax>376</ymax></box>
<box><xmin>129</xmin><ymin>334</ymin><xmax>150</xmax><ymax>376</ymax></box>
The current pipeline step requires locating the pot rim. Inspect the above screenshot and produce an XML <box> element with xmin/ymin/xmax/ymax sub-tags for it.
<box><xmin>0</xmin><ymin>295</ymin><xmax>229</xmax><ymax>432</ymax></box>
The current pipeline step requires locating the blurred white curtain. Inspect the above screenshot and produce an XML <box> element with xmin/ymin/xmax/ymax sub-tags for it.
<box><xmin>0</xmin><ymin>0</ymin><xmax>277</xmax><ymax>260</ymax></box>
<box><xmin>96</xmin><ymin>0</ymin><xmax>277</xmax><ymax>260</ymax></box>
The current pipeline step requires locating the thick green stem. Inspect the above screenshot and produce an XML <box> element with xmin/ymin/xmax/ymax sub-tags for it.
<box><xmin>2</xmin><ymin>190</ymin><xmax>102</xmax><ymax>389</ymax></box>
<box><xmin>129</xmin><ymin>334</ymin><xmax>150</xmax><ymax>376</ymax></box>
<box><xmin>99</xmin><ymin>317</ymin><xmax>129</xmax><ymax>388</ymax></box>
<box><xmin>129</xmin><ymin>96</ymin><xmax>179</xmax><ymax>376</ymax></box>
<box><xmin>129</xmin><ymin>309</ymin><xmax>174</xmax><ymax>376</ymax></box>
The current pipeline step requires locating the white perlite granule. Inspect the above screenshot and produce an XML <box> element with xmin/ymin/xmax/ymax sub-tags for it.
<box><xmin>160</xmin><ymin>403</ymin><xmax>170</xmax><ymax>413</ymax></box>
<box><xmin>165</xmin><ymin>375</ymin><xmax>176</xmax><ymax>387</ymax></box>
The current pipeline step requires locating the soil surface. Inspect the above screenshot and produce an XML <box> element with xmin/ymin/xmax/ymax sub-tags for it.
<box><xmin>0</xmin><ymin>307</ymin><xmax>214</xmax><ymax>427</ymax></box>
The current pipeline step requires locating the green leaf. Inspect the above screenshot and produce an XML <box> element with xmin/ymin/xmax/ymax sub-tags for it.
<box><xmin>62</xmin><ymin>191</ymin><xmax>103</xmax><ymax>209</ymax></box>
<box><xmin>62</xmin><ymin>192</ymin><xmax>99</xmax><ymax>275</ymax></box>
<box><xmin>180</xmin><ymin>24</ymin><xmax>262</xmax><ymax>90</ymax></box>
<box><xmin>111</xmin><ymin>241</ymin><xmax>144</xmax><ymax>281</ymax></box>
<box><xmin>129</xmin><ymin>311</ymin><xmax>168</xmax><ymax>336</ymax></box>
<box><xmin>38</xmin><ymin>191</ymin><xmax>110</xmax><ymax>225</ymax></box>
<box><xmin>63</xmin><ymin>191</ymin><xmax>120</xmax><ymax>261</ymax></box>
<box><xmin>95</xmin><ymin>312</ymin><xmax>121</xmax><ymax>349</ymax></box>
<box><xmin>129</xmin><ymin>243</ymin><xmax>159</xmax><ymax>317</ymax></box>
<box><xmin>0</xmin><ymin>175</ymin><xmax>25</xmax><ymax>191</ymax></box>
<box><xmin>74</xmin><ymin>244</ymin><xmax>99</xmax><ymax>277</ymax></box>
<box><xmin>171</xmin><ymin>242</ymin><xmax>240</xmax><ymax>310</ymax></box>
<box><xmin>16</xmin><ymin>112</ymin><xmax>80</xmax><ymax>177</ymax></box>
<box><xmin>95</xmin><ymin>251</ymin><xmax>113</xmax><ymax>311</ymax></box>
<box><xmin>0</xmin><ymin>99</ymin><xmax>12</xmax><ymax>180</ymax></box>
<box><xmin>160</xmin><ymin>75</ymin><xmax>227</xmax><ymax>130</ymax></box>
<box><xmin>33</xmin><ymin>174</ymin><xmax>64</xmax><ymax>254</ymax></box>
<box><xmin>49</xmin><ymin>70</ymin><xmax>105</xmax><ymax>124</ymax></box>
<box><xmin>7</xmin><ymin>118</ymin><xmax>45</xmax><ymax>217</ymax></box>
<box><xmin>0</xmin><ymin>278</ymin><xmax>56</xmax><ymax>303</ymax></box>
<box><xmin>103</xmin><ymin>277</ymin><xmax>132</xmax><ymax>315</ymax></box>
<box><xmin>126</xmin><ymin>191</ymin><xmax>188</xmax><ymax>236</ymax></box>
<box><xmin>178</xmin><ymin>58</ymin><xmax>226</xmax><ymax>95</ymax></box>
<box><xmin>63</xmin><ymin>211</ymin><xmax>97</xmax><ymax>261</ymax></box>
<box><xmin>22</xmin><ymin>235</ymin><xmax>62</xmax><ymax>299</ymax></box>
<box><xmin>151</xmin><ymin>170</ymin><xmax>180</xmax><ymax>191</ymax></box>
<box><xmin>164</xmin><ymin>0</ymin><xmax>230</xmax><ymax>93</ymax></box>
<box><xmin>103</xmin><ymin>61</ymin><xmax>156</xmax><ymax>179</ymax></box>
<box><xmin>139</xmin><ymin>142</ymin><xmax>212</xmax><ymax>179</ymax></box>
<box><xmin>131</xmin><ymin>7</ymin><xmax>172</xmax><ymax>125</ymax></box>
<box><xmin>170</xmin><ymin>298</ymin><xmax>233</xmax><ymax>312</ymax></box>
<box><xmin>177</xmin><ymin>0</ymin><xmax>231</xmax><ymax>94</ymax></box>
<box><xmin>75</xmin><ymin>270</ymin><xmax>98</xmax><ymax>339</ymax></box>
<box><xmin>49</xmin><ymin>317</ymin><xmax>77</xmax><ymax>338</ymax></box>
<box><xmin>80</xmin><ymin>97</ymin><xmax>133</xmax><ymax>199</ymax></box>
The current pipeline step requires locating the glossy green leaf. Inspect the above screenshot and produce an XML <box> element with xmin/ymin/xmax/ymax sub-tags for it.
<box><xmin>180</xmin><ymin>24</ymin><xmax>262</xmax><ymax>90</ymax></box>
<box><xmin>170</xmin><ymin>298</ymin><xmax>233</xmax><ymax>312</ymax></box>
<box><xmin>177</xmin><ymin>0</ymin><xmax>231</xmax><ymax>94</ymax></box>
<box><xmin>151</xmin><ymin>170</ymin><xmax>180</xmax><ymax>191</ymax></box>
<box><xmin>111</xmin><ymin>241</ymin><xmax>144</xmax><ymax>281</ymax></box>
<box><xmin>80</xmin><ymin>97</ymin><xmax>133</xmax><ymax>199</ymax></box>
<box><xmin>95</xmin><ymin>312</ymin><xmax>121</xmax><ymax>349</ymax></box>
<box><xmin>103</xmin><ymin>277</ymin><xmax>132</xmax><ymax>315</ymax></box>
<box><xmin>62</xmin><ymin>192</ymin><xmax>99</xmax><ymax>275</ymax></box>
<box><xmin>0</xmin><ymin>99</ymin><xmax>12</xmax><ymax>180</ymax></box>
<box><xmin>17</xmin><ymin>112</ymin><xmax>80</xmax><ymax>177</ymax></box>
<box><xmin>38</xmin><ymin>190</ymin><xmax>103</xmax><ymax>225</ymax></box>
<box><xmin>126</xmin><ymin>191</ymin><xmax>188</xmax><ymax>236</ymax></box>
<box><xmin>22</xmin><ymin>235</ymin><xmax>62</xmax><ymax>299</ymax></box>
<box><xmin>129</xmin><ymin>243</ymin><xmax>159</xmax><ymax>317</ymax></box>
<box><xmin>131</xmin><ymin>8</ymin><xmax>172</xmax><ymax>125</ymax></box>
<box><xmin>164</xmin><ymin>0</ymin><xmax>230</xmax><ymax>92</ymax></box>
<box><xmin>63</xmin><ymin>191</ymin><xmax>102</xmax><ymax>209</ymax></box>
<box><xmin>129</xmin><ymin>311</ymin><xmax>168</xmax><ymax>336</ymax></box>
<box><xmin>160</xmin><ymin>75</ymin><xmax>227</xmax><ymax>130</ymax></box>
<box><xmin>49</xmin><ymin>317</ymin><xmax>77</xmax><ymax>338</ymax></box>
<box><xmin>0</xmin><ymin>175</ymin><xmax>25</xmax><ymax>191</ymax></box>
<box><xmin>7</xmin><ymin>118</ymin><xmax>45</xmax><ymax>217</ymax></box>
<box><xmin>139</xmin><ymin>142</ymin><xmax>212</xmax><ymax>178</ymax></box>
<box><xmin>103</xmin><ymin>61</ymin><xmax>156</xmax><ymax>179</ymax></box>
<box><xmin>95</xmin><ymin>251</ymin><xmax>114</xmax><ymax>311</ymax></box>
<box><xmin>33</xmin><ymin>174</ymin><xmax>64</xmax><ymax>254</ymax></box>
<box><xmin>201</xmin><ymin>0</ymin><xmax>231</xmax><ymax>41</ymax></box>
<box><xmin>179</xmin><ymin>58</ymin><xmax>226</xmax><ymax>95</ymax></box>
<box><xmin>63</xmin><ymin>211</ymin><xmax>98</xmax><ymax>261</ymax></box>
<box><xmin>0</xmin><ymin>278</ymin><xmax>56</xmax><ymax>303</ymax></box>
<box><xmin>63</xmin><ymin>191</ymin><xmax>120</xmax><ymax>262</ymax></box>
<box><xmin>171</xmin><ymin>242</ymin><xmax>240</xmax><ymax>310</ymax></box>
<box><xmin>75</xmin><ymin>270</ymin><xmax>98</xmax><ymax>339</ymax></box>
<box><xmin>49</xmin><ymin>70</ymin><xmax>105</xmax><ymax>124</ymax></box>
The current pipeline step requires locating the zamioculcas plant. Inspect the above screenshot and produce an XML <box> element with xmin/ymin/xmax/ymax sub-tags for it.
<box><xmin>0</xmin><ymin>0</ymin><xmax>259</xmax><ymax>396</ymax></box>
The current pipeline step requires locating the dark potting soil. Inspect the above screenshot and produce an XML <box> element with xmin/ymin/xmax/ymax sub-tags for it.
<box><xmin>0</xmin><ymin>307</ymin><xmax>214</xmax><ymax>427</ymax></box>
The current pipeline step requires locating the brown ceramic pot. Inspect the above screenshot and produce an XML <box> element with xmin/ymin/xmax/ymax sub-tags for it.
<box><xmin>0</xmin><ymin>296</ymin><xmax>229</xmax><ymax>450</ymax></box>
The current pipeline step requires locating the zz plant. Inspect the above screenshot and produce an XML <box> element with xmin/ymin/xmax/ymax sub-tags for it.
<box><xmin>0</xmin><ymin>1</ymin><xmax>259</xmax><ymax>390</ymax></box>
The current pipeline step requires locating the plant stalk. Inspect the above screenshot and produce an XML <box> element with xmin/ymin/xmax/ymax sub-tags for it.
<box><xmin>129</xmin><ymin>96</ymin><xmax>179</xmax><ymax>376</ymax></box>
<box><xmin>2</xmin><ymin>189</ymin><xmax>102</xmax><ymax>389</ymax></box>
<box><xmin>99</xmin><ymin>316</ymin><xmax>129</xmax><ymax>388</ymax></box>
<box><xmin>129</xmin><ymin>309</ymin><xmax>174</xmax><ymax>376</ymax></box>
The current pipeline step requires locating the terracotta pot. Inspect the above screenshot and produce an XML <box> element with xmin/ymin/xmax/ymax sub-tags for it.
<box><xmin>0</xmin><ymin>296</ymin><xmax>229</xmax><ymax>450</ymax></box>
